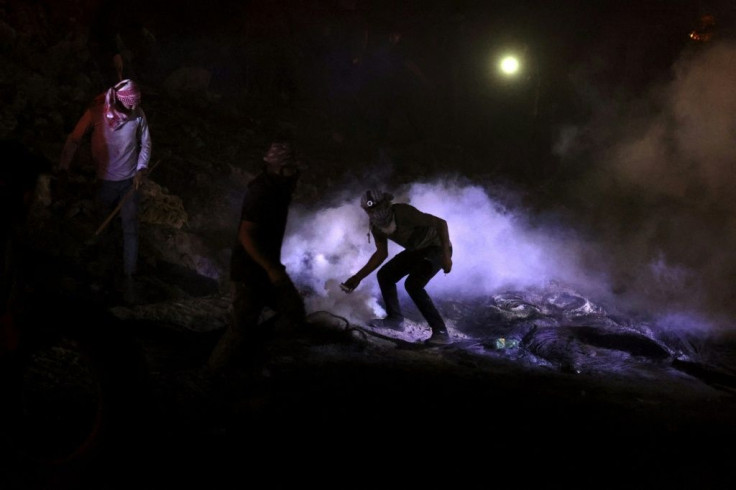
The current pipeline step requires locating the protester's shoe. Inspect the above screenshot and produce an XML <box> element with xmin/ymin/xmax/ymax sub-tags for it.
<box><xmin>368</xmin><ymin>316</ymin><xmax>405</xmax><ymax>331</ymax></box>
<box><xmin>425</xmin><ymin>329</ymin><xmax>451</xmax><ymax>346</ymax></box>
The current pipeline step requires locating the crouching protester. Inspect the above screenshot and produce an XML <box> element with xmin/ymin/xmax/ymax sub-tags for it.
<box><xmin>207</xmin><ymin>138</ymin><xmax>307</xmax><ymax>374</ymax></box>
<box><xmin>342</xmin><ymin>189</ymin><xmax>453</xmax><ymax>346</ymax></box>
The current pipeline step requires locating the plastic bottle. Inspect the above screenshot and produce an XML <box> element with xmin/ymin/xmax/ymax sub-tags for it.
<box><xmin>494</xmin><ymin>337</ymin><xmax>519</xmax><ymax>349</ymax></box>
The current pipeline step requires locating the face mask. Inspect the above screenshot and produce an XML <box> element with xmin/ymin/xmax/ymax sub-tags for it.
<box><xmin>278</xmin><ymin>165</ymin><xmax>301</xmax><ymax>179</ymax></box>
<box><xmin>367</xmin><ymin>201</ymin><xmax>393</xmax><ymax>228</ymax></box>
<box><xmin>271</xmin><ymin>169</ymin><xmax>299</xmax><ymax>194</ymax></box>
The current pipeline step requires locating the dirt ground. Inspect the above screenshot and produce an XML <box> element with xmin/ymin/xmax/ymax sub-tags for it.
<box><xmin>3</xmin><ymin>274</ymin><xmax>736</xmax><ymax>490</ymax></box>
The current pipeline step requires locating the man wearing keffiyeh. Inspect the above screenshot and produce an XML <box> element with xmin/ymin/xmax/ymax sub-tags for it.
<box><xmin>58</xmin><ymin>79</ymin><xmax>152</xmax><ymax>298</ymax></box>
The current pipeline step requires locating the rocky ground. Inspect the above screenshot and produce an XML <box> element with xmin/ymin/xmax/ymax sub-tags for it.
<box><xmin>4</xmin><ymin>238</ymin><xmax>736</xmax><ymax>490</ymax></box>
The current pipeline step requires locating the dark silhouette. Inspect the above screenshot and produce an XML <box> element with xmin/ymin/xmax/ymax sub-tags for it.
<box><xmin>207</xmin><ymin>137</ymin><xmax>307</xmax><ymax>374</ymax></box>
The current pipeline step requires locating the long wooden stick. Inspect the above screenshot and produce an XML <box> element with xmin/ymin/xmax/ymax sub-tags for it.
<box><xmin>94</xmin><ymin>159</ymin><xmax>161</xmax><ymax>236</ymax></box>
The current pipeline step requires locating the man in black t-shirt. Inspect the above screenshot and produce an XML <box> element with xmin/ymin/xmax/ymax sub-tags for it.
<box><xmin>207</xmin><ymin>139</ymin><xmax>306</xmax><ymax>373</ymax></box>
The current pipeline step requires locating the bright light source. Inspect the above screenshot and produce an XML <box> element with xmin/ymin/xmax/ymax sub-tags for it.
<box><xmin>499</xmin><ymin>56</ymin><xmax>520</xmax><ymax>76</ymax></box>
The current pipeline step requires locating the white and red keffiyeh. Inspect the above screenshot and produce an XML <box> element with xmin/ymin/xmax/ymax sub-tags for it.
<box><xmin>104</xmin><ymin>79</ymin><xmax>141</xmax><ymax>128</ymax></box>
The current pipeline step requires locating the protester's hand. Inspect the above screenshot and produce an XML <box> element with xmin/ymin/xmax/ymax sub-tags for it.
<box><xmin>273</xmin><ymin>282</ymin><xmax>307</xmax><ymax>333</ymax></box>
<box><xmin>342</xmin><ymin>276</ymin><xmax>360</xmax><ymax>293</ymax></box>
<box><xmin>442</xmin><ymin>256</ymin><xmax>453</xmax><ymax>274</ymax></box>
<box><xmin>267</xmin><ymin>265</ymin><xmax>289</xmax><ymax>286</ymax></box>
<box><xmin>134</xmin><ymin>168</ymin><xmax>147</xmax><ymax>190</ymax></box>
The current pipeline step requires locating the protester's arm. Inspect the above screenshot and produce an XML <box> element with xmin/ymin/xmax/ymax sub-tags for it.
<box><xmin>134</xmin><ymin>112</ymin><xmax>152</xmax><ymax>189</ymax></box>
<box><xmin>136</xmin><ymin>110</ymin><xmax>152</xmax><ymax>171</ymax></box>
<box><xmin>238</xmin><ymin>220</ymin><xmax>289</xmax><ymax>285</ymax></box>
<box><xmin>58</xmin><ymin>110</ymin><xmax>93</xmax><ymax>172</ymax></box>
<box><xmin>343</xmin><ymin>232</ymin><xmax>388</xmax><ymax>291</ymax></box>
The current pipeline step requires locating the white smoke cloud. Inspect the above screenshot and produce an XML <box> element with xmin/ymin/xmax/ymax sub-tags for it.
<box><xmin>278</xmin><ymin>40</ymin><xmax>736</xmax><ymax>333</ymax></box>
<box><xmin>282</xmin><ymin>180</ymin><xmax>605</xmax><ymax>325</ymax></box>
<box><xmin>552</xmin><ymin>40</ymin><xmax>736</xmax><ymax>332</ymax></box>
